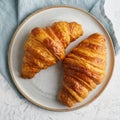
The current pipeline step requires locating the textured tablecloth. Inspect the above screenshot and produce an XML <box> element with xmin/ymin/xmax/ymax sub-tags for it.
<box><xmin>0</xmin><ymin>0</ymin><xmax>120</xmax><ymax>120</ymax></box>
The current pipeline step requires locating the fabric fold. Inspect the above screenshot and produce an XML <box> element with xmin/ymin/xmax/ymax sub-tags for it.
<box><xmin>0</xmin><ymin>0</ymin><xmax>20</xmax><ymax>95</ymax></box>
<box><xmin>90</xmin><ymin>0</ymin><xmax>120</xmax><ymax>54</ymax></box>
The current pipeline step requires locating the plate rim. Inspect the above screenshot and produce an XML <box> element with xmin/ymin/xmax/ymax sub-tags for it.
<box><xmin>8</xmin><ymin>6</ymin><xmax>115</xmax><ymax>112</ymax></box>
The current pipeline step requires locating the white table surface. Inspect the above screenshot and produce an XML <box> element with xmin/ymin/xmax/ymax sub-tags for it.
<box><xmin>0</xmin><ymin>0</ymin><xmax>120</xmax><ymax>119</ymax></box>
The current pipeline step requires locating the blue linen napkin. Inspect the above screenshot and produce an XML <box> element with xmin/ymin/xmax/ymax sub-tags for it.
<box><xmin>0</xmin><ymin>0</ymin><xmax>119</xmax><ymax>96</ymax></box>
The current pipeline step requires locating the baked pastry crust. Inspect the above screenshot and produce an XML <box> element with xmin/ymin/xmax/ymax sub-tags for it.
<box><xmin>21</xmin><ymin>21</ymin><xmax>83</xmax><ymax>78</ymax></box>
<box><xmin>58</xmin><ymin>33</ymin><xmax>107</xmax><ymax>107</ymax></box>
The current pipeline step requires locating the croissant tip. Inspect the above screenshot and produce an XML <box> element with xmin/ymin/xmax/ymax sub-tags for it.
<box><xmin>31</xmin><ymin>27</ymin><xmax>40</xmax><ymax>35</ymax></box>
<box><xmin>21</xmin><ymin>73</ymin><xmax>34</xmax><ymax>79</ymax></box>
<box><xmin>90</xmin><ymin>32</ymin><xmax>104</xmax><ymax>37</ymax></box>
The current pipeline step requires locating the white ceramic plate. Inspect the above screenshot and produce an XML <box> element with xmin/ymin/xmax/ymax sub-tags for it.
<box><xmin>8</xmin><ymin>6</ymin><xmax>114</xmax><ymax>111</ymax></box>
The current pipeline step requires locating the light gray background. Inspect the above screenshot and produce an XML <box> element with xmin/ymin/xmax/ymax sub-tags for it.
<box><xmin>0</xmin><ymin>0</ymin><xmax>120</xmax><ymax>119</ymax></box>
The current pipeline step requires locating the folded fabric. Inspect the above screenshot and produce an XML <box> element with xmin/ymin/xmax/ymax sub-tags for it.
<box><xmin>0</xmin><ymin>0</ymin><xmax>119</xmax><ymax>96</ymax></box>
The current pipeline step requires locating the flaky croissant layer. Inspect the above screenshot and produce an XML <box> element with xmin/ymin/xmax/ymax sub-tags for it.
<box><xmin>21</xmin><ymin>21</ymin><xmax>83</xmax><ymax>78</ymax></box>
<box><xmin>58</xmin><ymin>33</ymin><xmax>107</xmax><ymax>107</ymax></box>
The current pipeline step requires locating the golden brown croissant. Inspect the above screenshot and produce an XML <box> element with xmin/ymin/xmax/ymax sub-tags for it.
<box><xmin>21</xmin><ymin>21</ymin><xmax>83</xmax><ymax>78</ymax></box>
<box><xmin>58</xmin><ymin>33</ymin><xmax>107</xmax><ymax>107</ymax></box>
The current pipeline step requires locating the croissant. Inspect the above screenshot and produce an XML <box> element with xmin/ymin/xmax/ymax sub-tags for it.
<box><xmin>21</xmin><ymin>21</ymin><xmax>83</xmax><ymax>78</ymax></box>
<box><xmin>58</xmin><ymin>33</ymin><xmax>107</xmax><ymax>107</ymax></box>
